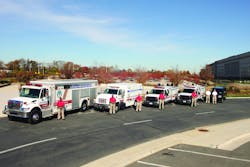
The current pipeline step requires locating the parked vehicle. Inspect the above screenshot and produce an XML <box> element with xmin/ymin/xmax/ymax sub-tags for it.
<box><xmin>3</xmin><ymin>79</ymin><xmax>98</xmax><ymax>124</ymax></box>
<box><xmin>211</xmin><ymin>86</ymin><xmax>227</xmax><ymax>103</ymax></box>
<box><xmin>177</xmin><ymin>83</ymin><xmax>205</xmax><ymax>105</ymax></box>
<box><xmin>143</xmin><ymin>86</ymin><xmax>179</xmax><ymax>107</ymax></box>
<box><xmin>94</xmin><ymin>83</ymin><xmax>143</xmax><ymax>112</ymax></box>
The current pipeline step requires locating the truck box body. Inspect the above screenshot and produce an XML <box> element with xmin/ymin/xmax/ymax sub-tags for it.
<box><xmin>94</xmin><ymin>83</ymin><xmax>143</xmax><ymax>111</ymax></box>
<box><xmin>3</xmin><ymin>79</ymin><xmax>98</xmax><ymax>123</ymax></box>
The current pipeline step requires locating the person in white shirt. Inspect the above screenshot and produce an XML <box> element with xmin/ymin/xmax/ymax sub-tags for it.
<box><xmin>212</xmin><ymin>89</ymin><xmax>218</xmax><ymax>104</ymax></box>
<box><xmin>205</xmin><ymin>90</ymin><xmax>211</xmax><ymax>103</ymax></box>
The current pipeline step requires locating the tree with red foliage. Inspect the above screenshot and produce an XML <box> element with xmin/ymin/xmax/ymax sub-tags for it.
<box><xmin>165</xmin><ymin>69</ymin><xmax>182</xmax><ymax>86</ymax></box>
<box><xmin>135</xmin><ymin>67</ymin><xmax>149</xmax><ymax>84</ymax></box>
<box><xmin>61</xmin><ymin>62</ymin><xmax>74</xmax><ymax>79</ymax></box>
<box><xmin>199</xmin><ymin>65</ymin><xmax>214</xmax><ymax>84</ymax></box>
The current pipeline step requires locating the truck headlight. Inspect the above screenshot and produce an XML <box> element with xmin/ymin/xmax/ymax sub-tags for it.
<box><xmin>21</xmin><ymin>108</ymin><xmax>30</xmax><ymax>112</ymax></box>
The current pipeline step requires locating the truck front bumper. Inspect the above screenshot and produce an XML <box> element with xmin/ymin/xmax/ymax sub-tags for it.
<box><xmin>143</xmin><ymin>101</ymin><xmax>159</xmax><ymax>107</ymax></box>
<box><xmin>93</xmin><ymin>103</ymin><xmax>109</xmax><ymax>111</ymax></box>
<box><xmin>4</xmin><ymin>109</ymin><xmax>30</xmax><ymax>118</ymax></box>
<box><xmin>177</xmin><ymin>99</ymin><xmax>192</xmax><ymax>105</ymax></box>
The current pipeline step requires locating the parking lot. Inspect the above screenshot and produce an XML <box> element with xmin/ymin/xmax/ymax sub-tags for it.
<box><xmin>1</xmin><ymin>99</ymin><xmax>250</xmax><ymax>167</ymax></box>
<box><xmin>128</xmin><ymin>142</ymin><xmax>250</xmax><ymax>167</ymax></box>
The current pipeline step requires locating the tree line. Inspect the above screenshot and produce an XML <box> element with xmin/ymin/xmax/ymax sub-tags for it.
<box><xmin>0</xmin><ymin>59</ymin><xmax>214</xmax><ymax>85</ymax></box>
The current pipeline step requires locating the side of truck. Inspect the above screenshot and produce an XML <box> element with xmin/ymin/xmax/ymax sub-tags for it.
<box><xmin>143</xmin><ymin>86</ymin><xmax>179</xmax><ymax>107</ymax></box>
<box><xmin>94</xmin><ymin>83</ymin><xmax>143</xmax><ymax>112</ymax></box>
<box><xmin>3</xmin><ymin>79</ymin><xmax>98</xmax><ymax>124</ymax></box>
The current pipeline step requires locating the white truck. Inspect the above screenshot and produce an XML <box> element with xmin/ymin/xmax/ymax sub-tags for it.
<box><xmin>94</xmin><ymin>83</ymin><xmax>143</xmax><ymax>112</ymax></box>
<box><xmin>3</xmin><ymin>79</ymin><xmax>98</xmax><ymax>124</ymax></box>
<box><xmin>143</xmin><ymin>86</ymin><xmax>179</xmax><ymax>107</ymax></box>
<box><xmin>176</xmin><ymin>82</ymin><xmax>205</xmax><ymax>105</ymax></box>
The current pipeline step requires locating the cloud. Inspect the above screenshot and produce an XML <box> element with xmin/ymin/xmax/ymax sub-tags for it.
<box><xmin>0</xmin><ymin>0</ymin><xmax>180</xmax><ymax>53</ymax></box>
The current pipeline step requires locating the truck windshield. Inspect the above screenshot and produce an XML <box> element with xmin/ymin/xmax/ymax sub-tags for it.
<box><xmin>183</xmin><ymin>89</ymin><xmax>195</xmax><ymax>93</ymax></box>
<box><xmin>20</xmin><ymin>88</ymin><xmax>41</xmax><ymax>98</ymax></box>
<box><xmin>104</xmin><ymin>89</ymin><xmax>118</xmax><ymax>95</ymax></box>
<box><xmin>150</xmin><ymin>89</ymin><xmax>163</xmax><ymax>94</ymax></box>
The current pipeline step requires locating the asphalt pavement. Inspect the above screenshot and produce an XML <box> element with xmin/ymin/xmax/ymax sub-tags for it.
<box><xmin>0</xmin><ymin>99</ymin><xmax>250</xmax><ymax>167</ymax></box>
<box><xmin>128</xmin><ymin>143</ymin><xmax>250</xmax><ymax>167</ymax></box>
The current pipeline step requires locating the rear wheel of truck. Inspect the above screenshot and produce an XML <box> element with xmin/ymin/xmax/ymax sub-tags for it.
<box><xmin>81</xmin><ymin>101</ymin><xmax>88</xmax><ymax>112</ymax></box>
<box><xmin>29</xmin><ymin>109</ymin><xmax>42</xmax><ymax>124</ymax></box>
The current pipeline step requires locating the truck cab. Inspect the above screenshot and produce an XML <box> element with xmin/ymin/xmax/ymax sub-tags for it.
<box><xmin>4</xmin><ymin>84</ymin><xmax>52</xmax><ymax>124</ymax></box>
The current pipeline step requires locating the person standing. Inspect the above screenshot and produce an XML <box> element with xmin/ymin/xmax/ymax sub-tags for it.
<box><xmin>191</xmin><ymin>90</ymin><xmax>197</xmax><ymax>107</ymax></box>
<box><xmin>159</xmin><ymin>91</ymin><xmax>165</xmax><ymax>110</ymax></box>
<box><xmin>206</xmin><ymin>89</ymin><xmax>211</xmax><ymax>103</ymax></box>
<box><xmin>57</xmin><ymin>97</ymin><xmax>65</xmax><ymax>120</ymax></box>
<box><xmin>135</xmin><ymin>94</ymin><xmax>143</xmax><ymax>112</ymax></box>
<box><xmin>212</xmin><ymin>89</ymin><xmax>218</xmax><ymax>104</ymax></box>
<box><xmin>109</xmin><ymin>95</ymin><xmax>116</xmax><ymax>114</ymax></box>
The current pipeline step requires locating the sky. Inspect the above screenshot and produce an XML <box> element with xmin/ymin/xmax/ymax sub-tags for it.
<box><xmin>0</xmin><ymin>0</ymin><xmax>250</xmax><ymax>72</ymax></box>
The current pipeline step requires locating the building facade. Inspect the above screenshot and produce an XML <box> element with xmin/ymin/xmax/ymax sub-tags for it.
<box><xmin>210</xmin><ymin>52</ymin><xmax>250</xmax><ymax>80</ymax></box>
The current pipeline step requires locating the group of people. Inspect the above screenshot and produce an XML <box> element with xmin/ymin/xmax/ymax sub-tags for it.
<box><xmin>191</xmin><ymin>89</ymin><xmax>218</xmax><ymax>107</ymax></box>
<box><xmin>56</xmin><ymin>89</ymin><xmax>219</xmax><ymax>119</ymax></box>
<box><xmin>206</xmin><ymin>89</ymin><xmax>218</xmax><ymax>104</ymax></box>
<box><xmin>109</xmin><ymin>91</ymin><xmax>166</xmax><ymax>114</ymax></box>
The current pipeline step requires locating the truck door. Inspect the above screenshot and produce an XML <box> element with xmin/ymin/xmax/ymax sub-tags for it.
<box><xmin>40</xmin><ymin>88</ymin><xmax>50</xmax><ymax>110</ymax></box>
<box><xmin>165</xmin><ymin>89</ymin><xmax>171</xmax><ymax>102</ymax></box>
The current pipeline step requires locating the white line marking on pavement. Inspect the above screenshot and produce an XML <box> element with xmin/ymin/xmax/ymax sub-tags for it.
<box><xmin>168</xmin><ymin>148</ymin><xmax>250</xmax><ymax>163</ymax></box>
<box><xmin>0</xmin><ymin>137</ymin><xmax>57</xmax><ymax>155</ymax></box>
<box><xmin>195</xmin><ymin>111</ymin><xmax>215</xmax><ymax>115</ymax></box>
<box><xmin>137</xmin><ymin>160</ymin><xmax>171</xmax><ymax>167</ymax></box>
<box><xmin>123</xmin><ymin>119</ymin><xmax>152</xmax><ymax>126</ymax></box>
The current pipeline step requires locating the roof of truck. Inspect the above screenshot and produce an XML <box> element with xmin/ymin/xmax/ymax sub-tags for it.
<box><xmin>30</xmin><ymin>79</ymin><xmax>98</xmax><ymax>85</ymax></box>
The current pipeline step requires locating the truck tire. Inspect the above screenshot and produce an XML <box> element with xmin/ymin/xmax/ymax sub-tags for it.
<box><xmin>29</xmin><ymin>109</ymin><xmax>42</xmax><ymax>124</ymax></box>
<box><xmin>115</xmin><ymin>103</ymin><xmax>120</xmax><ymax>112</ymax></box>
<box><xmin>81</xmin><ymin>101</ymin><xmax>88</xmax><ymax>112</ymax></box>
<box><xmin>133</xmin><ymin>101</ymin><xmax>137</xmax><ymax>110</ymax></box>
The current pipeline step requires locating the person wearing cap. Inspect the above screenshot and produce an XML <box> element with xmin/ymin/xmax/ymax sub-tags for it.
<box><xmin>109</xmin><ymin>95</ymin><xmax>116</xmax><ymax>114</ymax></box>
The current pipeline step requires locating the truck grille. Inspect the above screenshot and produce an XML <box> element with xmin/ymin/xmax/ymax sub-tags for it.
<box><xmin>8</xmin><ymin>100</ymin><xmax>22</xmax><ymax>110</ymax></box>
<box><xmin>180</xmin><ymin>95</ymin><xmax>191</xmax><ymax>100</ymax></box>
<box><xmin>146</xmin><ymin>97</ymin><xmax>158</xmax><ymax>102</ymax></box>
<box><xmin>98</xmin><ymin>98</ymin><xmax>107</xmax><ymax>104</ymax></box>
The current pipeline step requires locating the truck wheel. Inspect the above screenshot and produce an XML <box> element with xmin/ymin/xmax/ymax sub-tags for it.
<box><xmin>115</xmin><ymin>103</ymin><xmax>120</xmax><ymax>112</ymax></box>
<box><xmin>133</xmin><ymin>101</ymin><xmax>137</xmax><ymax>110</ymax></box>
<box><xmin>81</xmin><ymin>101</ymin><xmax>88</xmax><ymax>112</ymax></box>
<box><xmin>29</xmin><ymin>109</ymin><xmax>41</xmax><ymax>124</ymax></box>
